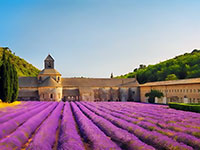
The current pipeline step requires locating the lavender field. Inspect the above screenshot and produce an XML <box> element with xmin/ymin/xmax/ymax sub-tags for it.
<box><xmin>0</xmin><ymin>102</ymin><xmax>200</xmax><ymax>150</ymax></box>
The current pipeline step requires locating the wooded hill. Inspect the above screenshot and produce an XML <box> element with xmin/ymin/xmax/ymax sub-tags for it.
<box><xmin>0</xmin><ymin>47</ymin><xmax>40</xmax><ymax>77</ymax></box>
<box><xmin>117</xmin><ymin>49</ymin><xmax>200</xmax><ymax>84</ymax></box>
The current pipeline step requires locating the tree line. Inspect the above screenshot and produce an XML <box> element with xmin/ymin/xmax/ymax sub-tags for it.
<box><xmin>0</xmin><ymin>49</ymin><xmax>18</xmax><ymax>102</ymax></box>
<box><xmin>117</xmin><ymin>49</ymin><xmax>200</xmax><ymax>84</ymax></box>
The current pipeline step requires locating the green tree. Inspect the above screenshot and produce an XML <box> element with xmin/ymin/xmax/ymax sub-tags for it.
<box><xmin>0</xmin><ymin>50</ymin><xmax>11</xmax><ymax>102</ymax></box>
<box><xmin>117</xmin><ymin>49</ymin><xmax>200</xmax><ymax>83</ymax></box>
<box><xmin>145</xmin><ymin>90</ymin><xmax>164</xmax><ymax>103</ymax></box>
<box><xmin>110</xmin><ymin>73</ymin><xmax>113</xmax><ymax>78</ymax></box>
<box><xmin>11</xmin><ymin>63</ymin><xmax>19</xmax><ymax>102</ymax></box>
<box><xmin>165</xmin><ymin>74</ymin><xmax>178</xmax><ymax>81</ymax></box>
<box><xmin>0</xmin><ymin>49</ymin><xmax>19</xmax><ymax>103</ymax></box>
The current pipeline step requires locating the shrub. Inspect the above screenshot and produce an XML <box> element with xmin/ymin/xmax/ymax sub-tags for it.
<box><xmin>169</xmin><ymin>102</ymin><xmax>200</xmax><ymax>113</ymax></box>
<box><xmin>145</xmin><ymin>90</ymin><xmax>164</xmax><ymax>103</ymax></box>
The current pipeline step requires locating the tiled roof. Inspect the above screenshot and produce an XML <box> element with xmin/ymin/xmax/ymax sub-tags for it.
<box><xmin>19</xmin><ymin>77</ymin><xmax>138</xmax><ymax>88</ymax></box>
<box><xmin>38</xmin><ymin>69</ymin><xmax>61</xmax><ymax>75</ymax></box>
<box><xmin>140</xmin><ymin>77</ymin><xmax>200</xmax><ymax>87</ymax></box>
<box><xmin>45</xmin><ymin>54</ymin><xmax>54</xmax><ymax>61</ymax></box>
<box><xmin>61</xmin><ymin>78</ymin><xmax>139</xmax><ymax>87</ymax></box>
<box><xmin>19</xmin><ymin>77</ymin><xmax>38</xmax><ymax>87</ymax></box>
<box><xmin>39</xmin><ymin>77</ymin><xmax>61</xmax><ymax>87</ymax></box>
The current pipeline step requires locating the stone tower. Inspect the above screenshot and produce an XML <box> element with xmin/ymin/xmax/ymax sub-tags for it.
<box><xmin>45</xmin><ymin>54</ymin><xmax>54</xmax><ymax>69</ymax></box>
<box><xmin>38</xmin><ymin>54</ymin><xmax>62</xmax><ymax>101</ymax></box>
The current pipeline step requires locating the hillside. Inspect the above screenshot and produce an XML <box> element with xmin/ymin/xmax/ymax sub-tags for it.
<box><xmin>117</xmin><ymin>49</ymin><xmax>200</xmax><ymax>84</ymax></box>
<box><xmin>0</xmin><ymin>47</ymin><xmax>40</xmax><ymax>77</ymax></box>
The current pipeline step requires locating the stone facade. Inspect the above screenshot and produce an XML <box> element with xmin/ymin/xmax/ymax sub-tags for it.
<box><xmin>18</xmin><ymin>55</ymin><xmax>139</xmax><ymax>102</ymax></box>
<box><xmin>18</xmin><ymin>54</ymin><xmax>200</xmax><ymax>103</ymax></box>
<box><xmin>140</xmin><ymin>78</ymin><xmax>200</xmax><ymax>104</ymax></box>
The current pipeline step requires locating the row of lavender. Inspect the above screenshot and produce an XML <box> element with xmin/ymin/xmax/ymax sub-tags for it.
<box><xmin>82</xmin><ymin>102</ymin><xmax>200</xmax><ymax>150</ymax></box>
<box><xmin>0</xmin><ymin>101</ymin><xmax>199</xmax><ymax>150</ymax></box>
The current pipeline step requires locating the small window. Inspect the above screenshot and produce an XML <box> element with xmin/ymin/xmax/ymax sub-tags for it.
<box><xmin>58</xmin><ymin>77</ymin><xmax>60</xmax><ymax>81</ymax></box>
<box><xmin>50</xmin><ymin>94</ymin><xmax>53</xmax><ymax>99</ymax></box>
<box><xmin>48</xmin><ymin>62</ymin><xmax>52</xmax><ymax>68</ymax></box>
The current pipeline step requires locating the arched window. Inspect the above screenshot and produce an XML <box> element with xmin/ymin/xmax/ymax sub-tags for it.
<box><xmin>58</xmin><ymin>76</ymin><xmax>60</xmax><ymax>81</ymax></box>
<box><xmin>50</xmin><ymin>94</ymin><xmax>53</xmax><ymax>99</ymax></box>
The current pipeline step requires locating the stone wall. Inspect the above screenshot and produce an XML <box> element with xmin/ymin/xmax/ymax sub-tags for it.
<box><xmin>38</xmin><ymin>87</ymin><xmax>62</xmax><ymax>101</ymax></box>
<box><xmin>140</xmin><ymin>84</ymin><xmax>200</xmax><ymax>104</ymax></box>
<box><xmin>18</xmin><ymin>87</ymin><xmax>39</xmax><ymax>101</ymax></box>
<box><xmin>62</xmin><ymin>88</ymin><xmax>80</xmax><ymax>101</ymax></box>
<box><xmin>92</xmin><ymin>87</ymin><xmax>139</xmax><ymax>102</ymax></box>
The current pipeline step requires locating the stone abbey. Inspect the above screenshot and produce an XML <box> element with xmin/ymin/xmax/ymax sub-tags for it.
<box><xmin>18</xmin><ymin>55</ymin><xmax>140</xmax><ymax>102</ymax></box>
<box><xmin>18</xmin><ymin>54</ymin><xmax>200</xmax><ymax>103</ymax></box>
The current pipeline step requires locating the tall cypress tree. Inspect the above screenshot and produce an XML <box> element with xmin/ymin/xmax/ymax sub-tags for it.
<box><xmin>0</xmin><ymin>49</ymin><xmax>11</xmax><ymax>102</ymax></box>
<box><xmin>0</xmin><ymin>50</ymin><xmax>6</xmax><ymax>101</ymax></box>
<box><xmin>0</xmin><ymin>49</ymin><xmax>18</xmax><ymax>103</ymax></box>
<box><xmin>7</xmin><ymin>57</ymin><xmax>13</xmax><ymax>103</ymax></box>
<box><xmin>11</xmin><ymin>63</ymin><xmax>18</xmax><ymax>102</ymax></box>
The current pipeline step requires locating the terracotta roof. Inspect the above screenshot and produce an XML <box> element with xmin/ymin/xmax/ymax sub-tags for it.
<box><xmin>140</xmin><ymin>77</ymin><xmax>200</xmax><ymax>87</ymax></box>
<box><xmin>39</xmin><ymin>77</ymin><xmax>61</xmax><ymax>87</ymax></box>
<box><xmin>61</xmin><ymin>78</ymin><xmax>138</xmax><ymax>87</ymax></box>
<box><xmin>19</xmin><ymin>77</ymin><xmax>38</xmax><ymax>87</ymax></box>
<box><xmin>45</xmin><ymin>54</ymin><xmax>54</xmax><ymax>61</ymax></box>
<box><xmin>38</xmin><ymin>69</ymin><xmax>61</xmax><ymax>75</ymax></box>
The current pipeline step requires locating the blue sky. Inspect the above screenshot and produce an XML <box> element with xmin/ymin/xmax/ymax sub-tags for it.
<box><xmin>1</xmin><ymin>0</ymin><xmax>200</xmax><ymax>77</ymax></box>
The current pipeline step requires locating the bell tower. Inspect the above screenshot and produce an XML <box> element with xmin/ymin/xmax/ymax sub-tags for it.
<box><xmin>45</xmin><ymin>54</ymin><xmax>54</xmax><ymax>69</ymax></box>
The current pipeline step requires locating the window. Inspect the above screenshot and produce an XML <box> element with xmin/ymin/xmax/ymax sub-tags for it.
<box><xmin>50</xmin><ymin>94</ymin><xmax>53</xmax><ymax>99</ymax></box>
<box><xmin>193</xmin><ymin>89</ymin><xmax>196</xmax><ymax>93</ymax></box>
<box><xmin>58</xmin><ymin>77</ymin><xmax>60</xmax><ymax>81</ymax></box>
<box><xmin>190</xmin><ymin>89</ymin><xmax>192</xmax><ymax>93</ymax></box>
<box><xmin>48</xmin><ymin>62</ymin><xmax>51</xmax><ymax>68</ymax></box>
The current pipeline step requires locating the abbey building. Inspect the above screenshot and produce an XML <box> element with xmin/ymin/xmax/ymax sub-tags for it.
<box><xmin>18</xmin><ymin>55</ymin><xmax>140</xmax><ymax>102</ymax></box>
<box><xmin>18</xmin><ymin>54</ymin><xmax>200</xmax><ymax>103</ymax></box>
